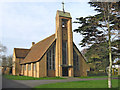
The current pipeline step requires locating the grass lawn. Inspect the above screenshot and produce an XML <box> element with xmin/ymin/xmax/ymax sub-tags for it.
<box><xmin>77</xmin><ymin>75</ymin><xmax>118</xmax><ymax>79</ymax></box>
<box><xmin>3</xmin><ymin>75</ymin><xmax>66</xmax><ymax>80</ymax></box>
<box><xmin>3</xmin><ymin>75</ymin><xmax>118</xmax><ymax>80</ymax></box>
<box><xmin>35</xmin><ymin>79</ymin><xmax>119</xmax><ymax>88</ymax></box>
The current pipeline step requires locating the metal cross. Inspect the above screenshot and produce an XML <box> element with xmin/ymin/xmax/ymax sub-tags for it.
<box><xmin>62</xmin><ymin>2</ymin><xmax>65</xmax><ymax>13</ymax></box>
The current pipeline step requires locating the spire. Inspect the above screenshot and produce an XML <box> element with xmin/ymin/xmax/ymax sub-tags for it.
<box><xmin>62</xmin><ymin>2</ymin><xmax>65</xmax><ymax>13</ymax></box>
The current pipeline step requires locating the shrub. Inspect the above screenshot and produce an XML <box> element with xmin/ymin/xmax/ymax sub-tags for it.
<box><xmin>87</xmin><ymin>71</ymin><xmax>107</xmax><ymax>76</ymax></box>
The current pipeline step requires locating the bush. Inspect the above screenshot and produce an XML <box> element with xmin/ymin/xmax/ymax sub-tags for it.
<box><xmin>88</xmin><ymin>71</ymin><xmax>107</xmax><ymax>76</ymax></box>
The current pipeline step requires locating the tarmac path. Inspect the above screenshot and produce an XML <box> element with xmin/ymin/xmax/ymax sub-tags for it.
<box><xmin>2</xmin><ymin>77</ymin><xmax>119</xmax><ymax>89</ymax></box>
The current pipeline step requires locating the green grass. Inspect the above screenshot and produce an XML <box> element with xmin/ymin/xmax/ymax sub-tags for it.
<box><xmin>3</xmin><ymin>75</ymin><xmax>118</xmax><ymax>80</ymax></box>
<box><xmin>77</xmin><ymin>75</ymin><xmax>118</xmax><ymax>79</ymax></box>
<box><xmin>3</xmin><ymin>75</ymin><xmax>66</xmax><ymax>80</ymax></box>
<box><xmin>35</xmin><ymin>79</ymin><xmax>119</xmax><ymax>88</ymax></box>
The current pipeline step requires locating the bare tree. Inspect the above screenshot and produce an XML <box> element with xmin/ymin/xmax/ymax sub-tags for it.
<box><xmin>0</xmin><ymin>43</ymin><xmax>7</xmax><ymax>66</ymax></box>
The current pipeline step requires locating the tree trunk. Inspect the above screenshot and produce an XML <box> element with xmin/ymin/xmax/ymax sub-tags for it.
<box><xmin>105</xmin><ymin>3</ymin><xmax>112</xmax><ymax>88</ymax></box>
<box><xmin>108</xmin><ymin>23</ymin><xmax>112</xmax><ymax>88</ymax></box>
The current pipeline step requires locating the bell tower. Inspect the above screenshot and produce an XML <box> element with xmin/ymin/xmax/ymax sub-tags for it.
<box><xmin>55</xmin><ymin>5</ymin><xmax>73</xmax><ymax>77</ymax></box>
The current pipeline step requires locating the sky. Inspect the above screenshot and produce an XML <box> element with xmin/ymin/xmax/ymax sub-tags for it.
<box><xmin>0</xmin><ymin>0</ymin><xmax>98</xmax><ymax>56</ymax></box>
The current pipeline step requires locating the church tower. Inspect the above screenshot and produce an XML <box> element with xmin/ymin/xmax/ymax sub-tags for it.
<box><xmin>55</xmin><ymin>8</ymin><xmax>73</xmax><ymax>77</ymax></box>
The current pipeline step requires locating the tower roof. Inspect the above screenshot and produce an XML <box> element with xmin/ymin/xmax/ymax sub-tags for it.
<box><xmin>57</xmin><ymin>10</ymin><xmax>71</xmax><ymax>18</ymax></box>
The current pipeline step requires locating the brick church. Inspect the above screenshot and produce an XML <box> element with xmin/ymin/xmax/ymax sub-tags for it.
<box><xmin>12</xmin><ymin>9</ymin><xmax>90</xmax><ymax>77</ymax></box>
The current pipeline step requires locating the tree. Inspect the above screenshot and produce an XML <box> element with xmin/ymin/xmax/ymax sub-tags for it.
<box><xmin>85</xmin><ymin>42</ymin><xmax>109</xmax><ymax>71</ymax></box>
<box><xmin>74</xmin><ymin>1</ymin><xmax>120</xmax><ymax>88</ymax></box>
<box><xmin>0</xmin><ymin>43</ymin><xmax>7</xmax><ymax>66</ymax></box>
<box><xmin>2</xmin><ymin>55</ymin><xmax>13</xmax><ymax>67</ymax></box>
<box><xmin>0</xmin><ymin>43</ymin><xmax>7</xmax><ymax>58</ymax></box>
<box><xmin>111</xmin><ymin>40</ymin><xmax>120</xmax><ymax>59</ymax></box>
<box><xmin>6</xmin><ymin>55</ymin><xmax>13</xmax><ymax>68</ymax></box>
<box><xmin>88</xmin><ymin>2</ymin><xmax>119</xmax><ymax>88</ymax></box>
<box><xmin>2</xmin><ymin>55</ymin><xmax>7</xmax><ymax>66</ymax></box>
<box><xmin>84</xmin><ymin>41</ymin><xmax>118</xmax><ymax>72</ymax></box>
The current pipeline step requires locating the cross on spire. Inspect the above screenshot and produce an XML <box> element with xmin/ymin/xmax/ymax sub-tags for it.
<box><xmin>62</xmin><ymin>2</ymin><xmax>65</xmax><ymax>13</ymax></box>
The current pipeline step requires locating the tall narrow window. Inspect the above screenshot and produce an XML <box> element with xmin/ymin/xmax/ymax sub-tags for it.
<box><xmin>49</xmin><ymin>50</ymin><xmax>51</xmax><ymax>69</ymax></box>
<box><xmin>76</xmin><ymin>55</ymin><xmax>79</xmax><ymax>70</ymax></box>
<box><xmin>33</xmin><ymin>63</ymin><xmax>36</xmax><ymax>71</ymax></box>
<box><xmin>62</xmin><ymin>41</ymin><xmax>67</xmax><ymax>65</ymax></box>
<box><xmin>28</xmin><ymin>64</ymin><xmax>31</xmax><ymax>71</ymax></box>
<box><xmin>73</xmin><ymin>49</ymin><xmax>79</xmax><ymax>70</ymax></box>
<box><xmin>24</xmin><ymin>65</ymin><xmax>26</xmax><ymax>70</ymax></box>
<box><xmin>47</xmin><ymin>53</ymin><xmax>49</xmax><ymax>70</ymax></box>
<box><xmin>53</xmin><ymin>46</ymin><xmax>55</xmax><ymax>70</ymax></box>
<box><xmin>47</xmin><ymin>44</ymin><xmax>55</xmax><ymax>70</ymax></box>
<box><xmin>21</xmin><ymin>65</ymin><xmax>22</xmax><ymax>71</ymax></box>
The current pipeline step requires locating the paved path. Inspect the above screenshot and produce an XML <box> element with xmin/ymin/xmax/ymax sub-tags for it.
<box><xmin>2</xmin><ymin>77</ymin><xmax>30</xmax><ymax>88</ymax></box>
<box><xmin>2</xmin><ymin>77</ymin><xmax>119</xmax><ymax>88</ymax></box>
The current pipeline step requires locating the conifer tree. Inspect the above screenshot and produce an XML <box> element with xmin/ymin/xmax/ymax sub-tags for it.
<box><xmin>74</xmin><ymin>1</ymin><xmax>120</xmax><ymax>88</ymax></box>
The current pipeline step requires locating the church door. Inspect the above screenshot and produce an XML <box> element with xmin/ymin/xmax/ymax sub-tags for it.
<box><xmin>62</xmin><ymin>67</ymin><xmax>68</xmax><ymax>76</ymax></box>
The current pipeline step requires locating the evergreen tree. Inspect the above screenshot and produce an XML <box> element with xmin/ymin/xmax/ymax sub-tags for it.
<box><xmin>74</xmin><ymin>1</ymin><xmax>120</xmax><ymax>88</ymax></box>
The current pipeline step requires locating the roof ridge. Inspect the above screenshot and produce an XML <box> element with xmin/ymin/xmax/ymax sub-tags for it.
<box><xmin>31</xmin><ymin>34</ymin><xmax>55</xmax><ymax>48</ymax></box>
<box><xmin>14</xmin><ymin>48</ymin><xmax>30</xmax><ymax>50</ymax></box>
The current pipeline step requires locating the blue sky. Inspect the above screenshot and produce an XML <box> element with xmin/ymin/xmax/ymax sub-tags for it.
<box><xmin>0</xmin><ymin>1</ymin><xmax>97</xmax><ymax>56</ymax></box>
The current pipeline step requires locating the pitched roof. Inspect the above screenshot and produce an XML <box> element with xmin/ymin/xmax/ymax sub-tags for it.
<box><xmin>14</xmin><ymin>48</ymin><xmax>30</xmax><ymax>58</ymax></box>
<box><xmin>21</xmin><ymin>34</ymin><xmax>55</xmax><ymax>64</ymax></box>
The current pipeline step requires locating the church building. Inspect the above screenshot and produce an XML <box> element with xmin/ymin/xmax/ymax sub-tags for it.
<box><xmin>12</xmin><ymin>9</ymin><xmax>90</xmax><ymax>77</ymax></box>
